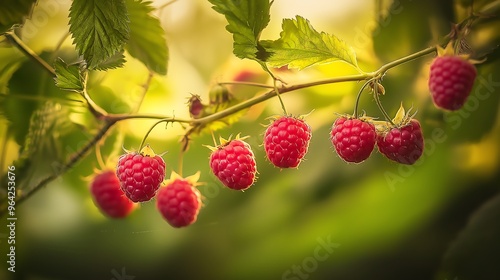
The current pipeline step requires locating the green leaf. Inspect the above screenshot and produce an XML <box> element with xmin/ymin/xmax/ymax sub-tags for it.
<box><xmin>54</xmin><ymin>58</ymin><xmax>85</xmax><ymax>92</ymax></box>
<box><xmin>0</xmin><ymin>102</ymin><xmax>71</xmax><ymax>200</ymax></box>
<box><xmin>261</xmin><ymin>16</ymin><xmax>358</xmax><ymax>70</ymax></box>
<box><xmin>1</xmin><ymin>51</ymin><xmax>63</xmax><ymax>145</ymax></box>
<box><xmin>208</xmin><ymin>0</ymin><xmax>271</xmax><ymax>60</ymax></box>
<box><xmin>69</xmin><ymin>0</ymin><xmax>130</xmax><ymax>70</ymax></box>
<box><xmin>0</xmin><ymin>0</ymin><xmax>37</xmax><ymax>34</ymax></box>
<box><xmin>19</xmin><ymin>101</ymin><xmax>69</xmax><ymax>160</ymax></box>
<box><xmin>93</xmin><ymin>50</ymin><xmax>126</xmax><ymax>71</ymax></box>
<box><xmin>125</xmin><ymin>0</ymin><xmax>168</xmax><ymax>75</ymax></box>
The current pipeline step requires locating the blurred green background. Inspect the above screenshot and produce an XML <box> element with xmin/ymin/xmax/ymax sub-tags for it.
<box><xmin>1</xmin><ymin>0</ymin><xmax>500</xmax><ymax>279</ymax></box>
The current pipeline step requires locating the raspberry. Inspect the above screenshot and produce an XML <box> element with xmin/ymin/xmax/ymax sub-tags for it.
<box><xmin>156</xmin><ymin>172</ymin><xmax>201</xmax><ymax>228</ymax></box>
<box><xmin>377</xmin><ymin>119</ymin><xmax>424</xmax><ymax>165</ymax></box>
<box><xmin>208</xmin><ymin>137</ymin><xmax>257</xmax><ymax>190</ymax></box>
<box><xmin>264</xmin><ymin>116</ymin><xmax>312</xmax><ymax>168</ymax></box>
<box><xmin>90</xmin><ymin>170</ymin><xmax>135</xmax><ymax>218</ymax></box>
<box><xmin>116</xmin><ymin>145</ymin><xmax>166</xmax><ymax>202</ymax></box>
<box><xmin>330</xmin><ymin>117</ymin><xmax>376</xmax><ymax>163</ymax></box>
<box><xmin>428</xmin><ymin>55</ymin><xmax>477</xmax><ymax>111</ymax></box>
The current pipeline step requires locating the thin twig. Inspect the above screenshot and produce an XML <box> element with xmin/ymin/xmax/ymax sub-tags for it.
<box><xmin>138</xmin><ymin>119</ymin><xmax>172</xmax><ymax>151</ymax></box>
<box><xmin>133</xmin><ymin>72</ymin><xmax>154</xmax><ymax>113</ymax></box>
<box><xmin>82</xmin><ymin>88</ymin><xmax>108</xmax><ymax>119</ymax></box>
<box><xmin>372</xmin><ymin>46</ymin><xmax>437</xmax><ymax>77</ymax></box>
<box><xmin>373</xmin><ymin>80</ymin><xmax>394</xmax><ymax>124</ymax></box>
<box><xmin>218</xmin><ymin>81</ymin><xmax>275</xmax><ymax>89</ymax></box>
<box><xmin>353</xmin><ymin>79</ymin><xmax>375</xmax><ymax>118</ymax></box>
<box><xmin>4</xmin><ymin>32</ymin><xmax>56</xmax><ymax>77</ymax></box>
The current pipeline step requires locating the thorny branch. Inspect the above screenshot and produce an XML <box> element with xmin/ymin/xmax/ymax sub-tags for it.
<box><xmin>0</xmin><ymin>31</ymin><xmax>441</xmax><ymax>217</ymax></box>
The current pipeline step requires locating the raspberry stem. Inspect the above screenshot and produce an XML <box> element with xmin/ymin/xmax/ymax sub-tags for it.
<box><xmin>372</xmin><ymin>81</ymin><xmax>394</xmax><ymax>125</ymax></box>
<box><xmin>82</xmin><ymin>88</ymin><xmax>108</xmax><ymax>120</ymax></box>
<box><xmin>353</xmin><ymin>79</ymin><xmax>375</xmax><ymax>118</ymax></box>
<box><xmin>95</xmin><ymin>141</ymin><xmax>106</xmax><ymax>171</ymax></box>
<box><xmin>138</xmin><ymin>119</ymin><xmax>172</xmax><ymax>151</ymax></box>
<box><xmin>273</xmin><ymin>78</ymin><xmax>289</xmax><ymax>116</ymax></box>
<box><xmin>370</xmin><ymin>46</ymin><xmax>437</xmax><ymax>78</ymax></box>
<box><xmin>178</xmin><ymin>151</ymin><xmax>184</xmax><ymax>177</ymax></box>
<box><xmin>132</xmin><ymin>72</ymin><xmax>154</xmax><ymax>113</ymax></box>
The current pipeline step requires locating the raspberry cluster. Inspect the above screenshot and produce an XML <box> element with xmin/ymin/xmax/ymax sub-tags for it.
<box><xmin>330</xmin><ymin>111</ymin><xmax>424</xmax><ymax>165</ymax></box>
<box><xmin>90</xmin><ymin>146</ymin><xmax>204</xmax><ymax>229</ymax></box>
<box><xmin>205</xmin><ymin>116</ymin><xmax>311</xmax><ymax>192</ymax></box>
<box><xmin>87</xmin><ymin>43</ymin><xmax>481</xmax><ymax>229</ymax></box>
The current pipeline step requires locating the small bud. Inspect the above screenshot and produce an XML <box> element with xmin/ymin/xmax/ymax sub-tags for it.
<box><xmin>209</xmin><ymin>85</ymin><xmax>232</xmax><ymax>105</ymax></box>
<box><xmin>370</xmin><ymin>81</ymin><xmax>385</xmax><ymax>95</ymax></box>
<box><xmin>188</xmin><ymin>94</ymin><xmax>204</xmax><ymax>118</ymax></box>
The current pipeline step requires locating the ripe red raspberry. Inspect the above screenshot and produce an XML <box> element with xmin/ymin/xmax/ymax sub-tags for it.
<box><xmin>377</xmin><ymin>119</ymin><xmax>424</xmax><ymax>165</ymax></box>
<box><xmin>156</xmin><ymin>172</ymin><xmax>202</xmax><ymax>228</ymax></box>
<box><xmin>330</xmin><ymin>117</ymin><xmax>376</xmax><ymax>163</ymax></box>
<box><xmin>264</xmin><ymin>116</ymin><xmax>312</xmax><ymax>168</ymax></box>
<box><xmin>208</xmin><ymin>137</ymin><xmax>257</xmax><ymax>190</ymax></box>
<box><xmin>90</xmin><ymin>170</ymin><xmax>135</xmax><ymax>218</ymax></box>
<box><xmin>428</xmin><ymin>55</ymin><xmax>477</xmax><ymax>111</ymax></box>
<box><xmin>116</xmin><ymin>145</ymin><xmax>166</xmax><ymax>202</ymax></box>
